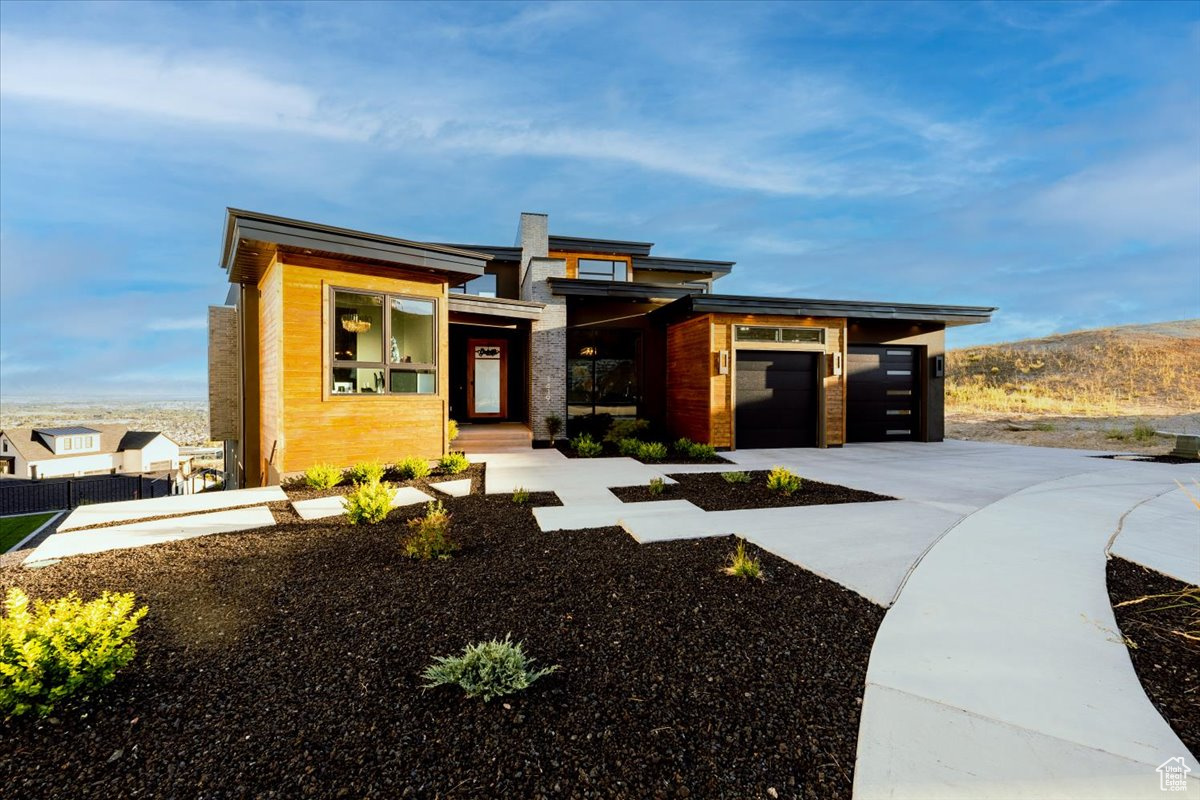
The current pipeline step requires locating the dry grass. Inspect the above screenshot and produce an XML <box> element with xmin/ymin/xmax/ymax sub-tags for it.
<box><xmin>947</xmin><ymin>320</ymin><xmax>1200</xmax><ymax>417</ymax></box>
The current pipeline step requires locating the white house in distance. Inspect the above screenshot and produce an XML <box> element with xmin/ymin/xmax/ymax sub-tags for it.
<box><xmin>0</xmin><ymin>425</ymin><xmax>188</xmax><ymax>480</ymax></box>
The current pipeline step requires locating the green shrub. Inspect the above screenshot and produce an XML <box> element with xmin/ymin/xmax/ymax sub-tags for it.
<box><xmin>617</xmin><ymin>437</ymin><xmax>644</xmax><ymax>457</ymax></box>
<box><xmin>346</xmin><ymin>461</ymin><xmax>385</xmax><ymax>485</ymax></box>
<box><xmin>439</xmin><ymin>451</ymin><xmax>470</xmax><ymax>475</ymax></box>
<box><xmin>545</xmin><ymin>415</ymin><xmax>563</xmax><ymax>441</ymax></box>
<box><xmin>1032</xmin><ymin>422</ymin><xmax>1056</xmax><ymax>432</ymax></box>
<box><xmin>636</xmin><ymin>441</ymin><xmax>668</xmax><ymax>462</ymax></box>
<box><xmin>343</xmin><ymin>479</ymin><xmax>393</xmax><ymax>525</ymax></box>
<box><xmin>421</xmin><ymin>635</ymin><xmax>559</xmax><ymax>702</ymax></box>
<box><xmin>304</xmin><ymin>463</ymin><xmax>342</xmax><ymax>490</ymax></box>
<box><xmin>766</xmin><ymin>466</ymin><xmax>802</xmax><ymax>495</ymax></box>
<box><xmin>448</xmin><ymin>419</ymin><xmax>460</xmax><ymax>443</ymax></box>
<box><xmin>404</xmin><ymin>501</ymin><xmax>456</xmax><ymax>560</ymax></box>
<box><xmin>512</xmin><ymin>487</ymin><xmax>530</xmax><ymax>505</ymax></box>
<box><xmin>605</xmin><ymin>418</ymin><xmax>650</xmax><ymax>443</ymax></box>
<box><xmin>571</xmin><ymin>433</ymin><xmax>603</xmax><ymax>458</ymax></box>
<box><xmin>648</xmin><ymin>477</ymin><xmax>665</xmax><ymax>496</ymax></box>
<box><xmin>672</xmin><ymin>437</ymin><xmax>717</xmax><ymax>460</ymax></box>
<box><xmin>1132</xmin><ymin>422</ymin><xmax>1158</xmax><ymax>443</ymax></box>
<box><xmin>673</xmin><ymin>437</ymin><xmax>694</xmax><ymax>452</ymax></box>
<box><xmin>723</xmin><ymin>539</ymin><xmax>763</xmax><ymax>580</ymax></box>
<box><xmin>1</xmin><ymin>588</ymin><xmax>148</xmax><ymax>717</ymax></box>
<box><xmin>394</xmin><ymin>456</ymin><xmax>431</xmax><ymax>480</ymax></box>
<box><xmin>722</xmin><ymin>471</ymin><xmax>751</xmax><ymax>484</ymax></box>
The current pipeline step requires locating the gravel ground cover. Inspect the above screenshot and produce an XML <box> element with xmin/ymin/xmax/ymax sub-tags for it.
<box><xmin>283</xmin><ymin>463</ymin><xmax>486</xmax><ymax>501</ymax></box>
<box><xmin>0</xmin><ymin>489</ymin><xmax>880</xmax><ymax>799</ymax></box>
<box><xmin>611</xmin><ymin>471</ymin><xmax>895</xmax><ymax>511</ymax></box>
<box><xmin>1106</xmin><ymin>557</ymin><xmax>1199</xmax><ymax>758</ymax></box>
<box><xmin>553</xmin><ymin>441</ymin><xmax>732</xmax><ymax>465</ymax></box>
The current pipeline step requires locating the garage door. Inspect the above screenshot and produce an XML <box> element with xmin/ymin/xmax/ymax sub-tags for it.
<box><xmin>847</xmin><ymin>345</ymin><xmax>919</xmax><ymax>442</ymax></box>
<box><xmin>735</xmin><ymin>350</ymin><xmax>819</xmax><ymax>449</ymax></box>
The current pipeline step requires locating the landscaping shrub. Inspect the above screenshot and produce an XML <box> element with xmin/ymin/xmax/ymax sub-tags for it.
<box><xmin>617</xmin><ymin>437</ymin><xmax>644</xmax><ymax>457</ymax></box>
<box><xmin>404</xmin><ymin>500</ymin><xmax>456</xmax><ymax>560</ymax></box>
<box><xmin>1132</xmin><ymin>422</ymin><xmax>1158</xmax><ymax>443</ymax></box>
<box><xmin>766</xmin><ymin>466</ymin><xmax>802</xmax><ymax>495</ymax></box>
<box><xmin>1</xmin><ymin>588</ymin><xmax>148</xmax><ymax>717</ymax></box>
<box><xmin>723</xmin><ymin>539</ymin><xmax>763</xmax><ymax>581</ymax></box>
<box><xmin>343</xmin><ymin>479</ymin><xmax>393</xmax><ymax>525</ymax></box>
<box><xmin>439</xmin><ymin>451</ymin><xmax>470</xmax><ymax>475</ymax></box>
<box><xmin>512</xmin><ymin>487</ymin><xmax>530</xmax><ymax>505</ymax></box>
<box><xmin>545</xmin><ymin>415</ymin><xmax>563</xmax><ymax>441</ymax></box>
<box><xmin>346</xmin><ymin>461</ymin><xmax>385</xmax><ymax>485</ymax></box>
<box><xmin>304</xmin><ymin>463</ymin><xmax>342</xmax><ymax>490</ymax></box>
<box><xmin>721</xmin><ymin>471</ymin><xmax>751</xmax><ymax>484</ymax></box>
<box><xmin>448</xmin><ymin>419</ymin><xmax>460</xmax><ymax>443</ymax></box>
<box><xmin>605</xmin><ymin>418</ymin><xmax>651</xmax><ymax>443</ymax></box>
<box><xmin>394</xmin><ymin>456</ymin><xmax>431</xmax><ymax>480</ymax></box>
<box><xmin>570</xmin><ymin>433</ymin><xmax>603</xmax><ymax>458</ymax></box>
<box><xmin>421</xmin><ymin>635</ymin><xmax>559</xmax><ymax>702</ymax></box>
<box><xmin>636</xmin><ymin>441</ymin><xmax>668</xmax><ymax>462</ymax></box>
<box><xmin>672</xmin><ymin>437</ymin><xmax>717</xmax><ymax>460</ymax></box>
<box><xmin>648</xmin><ymin>477</ymin><xmax>665</xmax><ymax>496</ymax></box>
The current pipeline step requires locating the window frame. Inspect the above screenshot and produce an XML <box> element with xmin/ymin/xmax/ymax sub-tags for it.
<box><xmin>327</xmin><ymin>286</ymin><xmax>439</xmax><ymax>398</ymax></box>
<box><xmin>449</xmin><ymin>273</ymin><xmax>499</xmax><ymax>298</ymax></box>
<box><xmin>576</xmin><ymin>258</ymin><xmax>628</xmax><ymax>282</ymax></box>
<box><xmin>733</xmin><ymin>325</ymin><xmax>826</xmax><ymax>350</ymax></box>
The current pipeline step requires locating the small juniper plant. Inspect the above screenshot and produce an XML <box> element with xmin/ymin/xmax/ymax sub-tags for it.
<box><xmin>422</xmin><ymin>635</ymin><xmax>559</xmax><ymax>702</ymax></box>
<box><xmin>346</xmin><ymin>460</ymin><xmax>385</xmax><ymax>485</ymax></box>
<box><xmin>721</xmin><ymin>471</ymin><xmax>751</xmax><ymax>484</ymax></box>
<box><xmin>394</xmin><ymin>456</ymin><xmax>431</xmax><ymax>480</ymax></box>
<box><xmin>723</xmin><ymin>538</ymin><xmax>763</xmax><ymax>581</ymax></box>
<box><xmin>648</xmin><ymin>477</ymin><xmax>666</xmax><ymax>496</ymax></box>
<box><xmin>1</xmin><ymin>588</ymin><xmax>148</xmax><ymax>717</ymax></box>
<box><xmin>512</xmin><ymin>487</ymin><xmax>530</xmax><ymax>505</ymax></box>
<box><xmin>404</xmin><ymin>500</ymin><xmax>456</xmax><ymax>560</ymax></box>
<box><xmin>439</xmin><ymin>451</ymin><xmax>470</xmax><ymax>475</ymax></box>
<box><xmin>766</xmin><ymin>466</ymin><xmax>802</xmax><ymax>495</ymax></box>
<box><xmin>304</xmin><ymin>463</ymin><xmax>342</xmax><ymax>490</ymax></box>
<box><xmin>343</xmin><ymin>479</ymin><xmax>393</xmax><ymax>525</ymax></box>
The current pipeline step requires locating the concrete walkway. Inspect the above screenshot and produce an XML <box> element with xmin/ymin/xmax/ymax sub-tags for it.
<box><xmin>58</xmin><ymin>486</ymin><xmax>287</xmax><ymax>531</ymax></box>
<box><xmin>853</xmin><ymin>468</ymin><xmax>1199</xmax><ymax>799</ymax></box>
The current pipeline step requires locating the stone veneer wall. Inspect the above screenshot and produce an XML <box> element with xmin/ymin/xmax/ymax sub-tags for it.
<box><xmin>518</xmin><ymin>212</ymin><xmax>567</xmax><ymax>442</ymax></box>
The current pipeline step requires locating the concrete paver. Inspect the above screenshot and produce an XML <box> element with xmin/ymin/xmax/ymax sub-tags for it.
<box><xmin>1109</xmin><ymin>484</ymin><xmax>1200</xmax><ymax>585</ymax></box>
<box><xmin>58</xmin><ymin>486</ymin><xmax>287</xmax><ymax>531</ymax></box>
<box><xmin>427</xmin><ymin>479</ymin><xmax>473</xmax><ymax>498</ymax></box>
<box><xmin>292</xmin><ymin>486</ymin><xmax>433</xmax><ymax>521</ymax></box>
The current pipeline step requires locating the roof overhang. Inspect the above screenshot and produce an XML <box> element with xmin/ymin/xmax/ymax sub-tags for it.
<box><xmin>448</xmin><ymin>294</ymin><xmax>544</xmax><ymax>321</ymax></box>
<box><xmin>221</xmin><ymin>209</ymin><xmax>490</xmax><ymax>285</ymax></box>
<box><xmin>434</xmin><ymin>244</ymin><xmax>522</xmax><ymax>262</ymax></box>
<box><xmin>548</xmin><ymin>277</ymin><xmax>702</xmax><ymax>301</ymax></box>
<box><xmin>631</xmin><ymin>255</ymin><xmax>734</xmax><ymax>275</ymax></box>
<box><xmin>549</xmin><ymin>235</ymin><xmax>654</xmax><ymax>257</ymax></box>
<box><xmin>650</xmin><ymin>294</ymin><xmax>996</xmax><ymax>327</ymax></box>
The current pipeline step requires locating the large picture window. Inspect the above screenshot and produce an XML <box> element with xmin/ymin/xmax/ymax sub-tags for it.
<box><xmin>577</xmin><ymin>258</ymin><xmax>628</xmax><ymax>281</ymax></box>
<box><xmin>331</xmin><ymin>289</ymin><xmax>436</xmax><ymax>395</ymax></box>
<box><xmin>567</xmin><ymin>328</ymin><xmax>640</xmax><ymax>418</ymax></box>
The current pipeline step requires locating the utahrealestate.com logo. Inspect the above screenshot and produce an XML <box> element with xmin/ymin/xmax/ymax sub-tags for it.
<box><xmin>1157</xmin><ymin>757</ymin><xmax>1192</xmax><ymax>792</ymax></box>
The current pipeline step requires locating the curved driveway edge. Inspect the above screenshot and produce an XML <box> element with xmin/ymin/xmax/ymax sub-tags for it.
<box><xmin>853</xmin><ymin>469</ymin><xmax>1200</xmax><ymax>799</ymax></box>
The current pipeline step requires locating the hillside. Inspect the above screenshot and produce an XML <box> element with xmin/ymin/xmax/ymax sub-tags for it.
<box><xmin>946</xmin><ymin>320</ymin><xmax>1200</xmax><ymax>451</ymax></box>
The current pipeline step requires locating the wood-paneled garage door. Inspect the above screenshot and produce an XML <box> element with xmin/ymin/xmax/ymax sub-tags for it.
<box><xmin>734</xmin><ymin>350</ymin><xmax>819</xmax><ymax>449</ymax></box>
<box><xmin>846</xmin><ymin>345</ymin><xmax>919</xmax><ymax>442</ymax></box>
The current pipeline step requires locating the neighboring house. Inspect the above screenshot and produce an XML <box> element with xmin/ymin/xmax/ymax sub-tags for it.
<box><xmin>210</xmin><ymin>209</ymin><xmax>994</xmax><ymax>487</ymax></box>
<box><xmin>0</xmin><ymin>425</ymin><xmax>187</xmax><ymax>480</ymax></box>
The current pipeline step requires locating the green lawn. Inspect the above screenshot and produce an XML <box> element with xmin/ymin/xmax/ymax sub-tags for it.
<box><xmin>0</xmin><ymin>512</ymin><xmax>56</xmax><ymax>553</ymax></box>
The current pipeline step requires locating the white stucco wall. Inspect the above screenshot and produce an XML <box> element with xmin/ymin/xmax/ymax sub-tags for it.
<box><xmin>28</xmin><ymin>453</ymin><xmax>120</xmax><ymax>479</ymax></box>
<box><xmin>121</xmin><ymin>436</ymin><xmax>180</xmax><ymax>472</ymax></box>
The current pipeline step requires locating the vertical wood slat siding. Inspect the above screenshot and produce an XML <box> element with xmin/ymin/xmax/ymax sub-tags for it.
<box><xmin>665</xmin><ymin>313</ymin><xmax>847</xmax><ymax>449</ymax></box>
<box><xmin>258</xmin><ymin>258</ymin><xmax>284</xmax><ymax>483</ymax></box>
<box><xmin>665</xmin><ymin>315</ymin><xmax>714</xmax><ymax>444</ymax></box>
<box><xmin>257</xmin><ymin>256</ymin><xmax>448</xmax><ymax>480</ymax></box>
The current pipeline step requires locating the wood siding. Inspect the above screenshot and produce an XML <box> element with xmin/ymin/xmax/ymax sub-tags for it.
<box><xmin>256</xmin><ymin>255</ymin><xmax>449</xmax><ymax>482</ymax></box>
<box><xmin>665</xmin><ymin>315</ymin><xmax>714</xmax><ymax>443</ymax></box>
<box><xmin>257</xmin><ymin>258</ymin><xmax>283</xmax><ymax>484</ymax></box>
<box><xmin>665</xmin><ymin>313</ymin><xmax>847</xmax><ymax>449</ymax></box>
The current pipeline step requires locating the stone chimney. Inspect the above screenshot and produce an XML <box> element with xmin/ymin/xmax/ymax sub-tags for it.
<box><xmin>517</xmin><ymin>212</ymin><xmax>567</xmax><ymax>443</ymax></box>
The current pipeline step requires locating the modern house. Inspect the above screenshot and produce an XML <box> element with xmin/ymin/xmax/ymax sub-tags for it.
<box><xmin>209</xmin><ymin>209</ymin><xmax>993</xmax><ymax>487</ymax></box>
<box><xmin>0</xmin><ymin>426</ymin><xmax>187</xmax><ymax>480</ymax></box>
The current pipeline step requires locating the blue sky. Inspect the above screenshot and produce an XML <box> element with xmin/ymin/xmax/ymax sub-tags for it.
<box><xmin>1</xmin><ymin>0</ymin><xmax>1197</xmax><ymax>400</ymax></box>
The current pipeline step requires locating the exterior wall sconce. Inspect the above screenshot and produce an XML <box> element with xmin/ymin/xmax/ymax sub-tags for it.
<box><xmin>831</xmin><ymin>352</ymin><xmax>843</xmax><ymax>376</ymax></box>
<box><xmin>717</xmin><ymin>349</ymin><xmax>730</xmax><ymax>375</ymax></box>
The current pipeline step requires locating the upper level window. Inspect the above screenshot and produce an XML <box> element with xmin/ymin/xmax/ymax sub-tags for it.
<box><xmin>577</xmin><ymin>258</ymin><xmax>627</xmax><ymax>281</ymax></box>
<box><xmin>61</xmin><ymin>437</ymin><xmax>73</xmax><ymax>452</ymax></box>
<box><xmin>682</xmin><ymin>281</ymin><xmax>709</xmax><ymax>294</ymax></box>
<box><xmin>450</xmin><ymin>273</ymin><xmax>498</xmax><ymax>298</ymax></box>
<box><xmin>735</xmin><ymin>325</ymin><xmax>824</xmax><ymax>345</ymax></box>
<box><xmin>331</xmin><ymin>289</ymin><xmax>436</xmax><ymax>395</ymax></box>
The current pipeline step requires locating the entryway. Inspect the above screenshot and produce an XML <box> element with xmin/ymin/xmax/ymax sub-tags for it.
<box><xmin>454</xmin><ymin>422</ymin><xmax>532</xmax><ymax>454</ymax></box>
<box><xmin>448</xmin><ymin>323</ymin><xmax>527</xmax><ymax>423</ymax></box>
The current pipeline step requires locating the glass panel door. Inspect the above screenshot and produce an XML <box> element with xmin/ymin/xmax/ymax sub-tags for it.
<box><xmin>469</xmin><ymin>340</ymin><xmax>505</xmax><ymax>417</ymax></box>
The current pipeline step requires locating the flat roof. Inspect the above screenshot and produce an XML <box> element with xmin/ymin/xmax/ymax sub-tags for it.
<box><xmin>549</xmin><ymin>235</ymin><xmax>654</xmax><ymax>257</ymax></box>
<box><xmin>221</xmin><ymin>209</ymin><xmax>489</xmax><ymax>285</ymax></box>
<box><xmin>548</xmin><ymin>277</ymin><xmax>701</xmax><ymax>301</ymax></box>
<box><xmin>434</xmin><ymin>244</ymin><xmax>522</xmax><ymax>262</ymax></box>
<box><xmin>632</xmin><ymin>255</ymin><xmax>735</xmax><ymax>275</ymax></box>
<box><xmin>650</xmin><ymin>293</ymin><xmax>996</xmax><ymax>327</ymax></box>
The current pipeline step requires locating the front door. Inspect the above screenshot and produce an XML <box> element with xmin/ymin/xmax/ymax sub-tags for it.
<box><xmin>468</xmin><ymin>339</ymin><xmax>507</xmax><ymax>418</ymax></box>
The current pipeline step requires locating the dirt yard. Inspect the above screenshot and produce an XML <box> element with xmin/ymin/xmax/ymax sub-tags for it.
<box><xmin>946</xmin><ymin>410</ymin><xmax>1199</xmax><ymax>453</ymax></box>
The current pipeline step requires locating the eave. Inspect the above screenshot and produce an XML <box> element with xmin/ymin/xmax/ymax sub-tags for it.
<box><xmin>650</xmin><ymin>294</ymin><xmax>996</xmax><ymax>327</ymax></box>
<box><xmin>631</xmin><ymin>255</ymin><xmax>735</xmax><ymax>275</ymax></box>
<box><xmin>448</xmin><ymin>294</ymin><xmax>544</xmax><ymax>320</ymax></box>
<box><xmin>547</xmin><ymin>277</ymin><xmax>702</xmax><ymax>301</ymax></box>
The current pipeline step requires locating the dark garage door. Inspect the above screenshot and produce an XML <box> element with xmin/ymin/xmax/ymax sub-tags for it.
<box><xmin>847</xmin><ymin>345</ymin><xmax>919</xmax><ymax>442</ymax></box>
<box><xmin>735</xmin><ymin>350</ymin><xmax>819</xmax><ymax>449</ymax></box>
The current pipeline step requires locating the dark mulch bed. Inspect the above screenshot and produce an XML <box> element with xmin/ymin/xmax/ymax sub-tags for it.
<box><xmin>1092</xmin><ymin>454</ymin><xmax>1199</xmax><ymax>465</ymax></box>
<box><xmin>283</xmin><ymin>462</ymin><xmax>487</xmax><ymax>501</ymax></box>
<box><xmin>0</xmin><ymin>491</ymin><xmax>881</xmax><ymax>800</ymax></box>
<box><xmin>554</xmin><ymin>440</ymin><xmax>732</xmax><ymax>465</ymax></box>
<box><xmin>612</xmin><ymin>471</ymin><xmax>896</xmax><ymax>511</ymax></box>
<box><xmin>1106</xmin><ymin>557</ymin><xmax>1199</xmax><ymax>757</ymax></box>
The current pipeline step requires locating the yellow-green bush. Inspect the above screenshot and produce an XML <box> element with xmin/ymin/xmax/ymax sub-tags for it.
<box><xmin>439</xmin><ymin>452</ymin><xmax>470</xmax><ymax>475</ymax></box>
<box><xmin>448</xmin><ymin>419</ymin><xmax>460</xmax><ymax>443</ymax></box>
<box><xmin>346</xmin><ymin>461</ymin><xmax>385</xmax><ymax>485</ymax></box>
<box><xmin>343</xmin><ymin>479</ymin><xmax>393</xmax><ymax>525</ymax></box>
<box><xmin>304</xmin><ymin>463</ymin><xmax>342</xmax><ymax>490</ymax></box>
<box><xmin>404</xmin><ymin>500</ymin><xmax>457</xmax><ymax>560</ymax></box>
<box><xmin>1</xmin><ymin>588</ymin><xmax>147</xmax><ymax>717</ymax></box>
<box><xmin>393</xmin><ymin>456</ymin><xmax>431</xmax><ymax>480</ymax></box>
<box><xmin>766</xmin><ymin>466</ymin><xmax>802</xmax><ymax>495</ymax></box>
